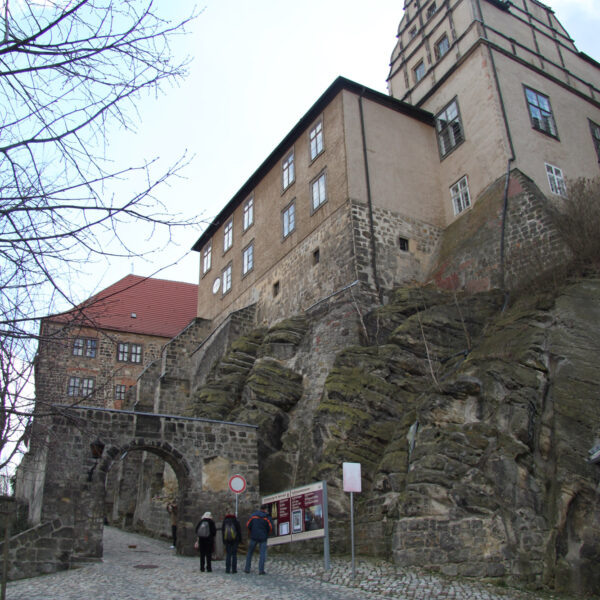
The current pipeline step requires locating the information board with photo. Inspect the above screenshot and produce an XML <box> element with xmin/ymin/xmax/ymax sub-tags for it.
<box><xmin>262</xmin><ymin>481</ymin><xmax>326</xmax><ymax>546</ymax></box>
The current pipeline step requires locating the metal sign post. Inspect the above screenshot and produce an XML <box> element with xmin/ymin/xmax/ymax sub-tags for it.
<box><xmin>343</xmin><ymin>462</ymin><xmax>361</xmax><ymax>580</ymax></box>
<box><xmin>228</xmin><ymin>474</ymin><xmax>247</xmax><ymax>517</ymax></box>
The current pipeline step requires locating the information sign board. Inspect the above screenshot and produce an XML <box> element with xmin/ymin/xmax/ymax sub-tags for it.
<box><xmin>262</xmin><ymin>481</ymin><xmax>326</xmax><ymax>546</ymax></box>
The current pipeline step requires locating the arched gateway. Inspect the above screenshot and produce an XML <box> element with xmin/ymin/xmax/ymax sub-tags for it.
<box><xmin>11</xmin><ymin>406</ymin><xmax>259</xmax><ymax>579</ymax></box>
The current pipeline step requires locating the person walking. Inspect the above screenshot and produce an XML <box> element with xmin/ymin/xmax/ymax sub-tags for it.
<box><xmin>244</xmin><ymin>504</ymin><xmax>273</xmax><ymax>575</ymax></box>
<box><xmin>222</xmin><ymin>510</ymin><xmax>242</xmax><ymax>574</ymax></box>
<box><xmin>195</xmin><ymin>511</ymin><xmax>217</xmax><ymax>572</ymax></box>
<box><xmin>166</xmin><ymin>502</ymin><xmax>178</xmax><ymax>549</ymax></box>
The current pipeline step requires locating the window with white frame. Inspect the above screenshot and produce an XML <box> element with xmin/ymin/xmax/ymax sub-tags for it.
<box><xmin>311</xmin><ymin>172</ymin><xmax>327</xmax><ymax>212</ymax></box>
<box><xmin>450</xmin><ymin>176</ymin><xmax>471</xmax><ymax>215</ymax></box>
<box><xmin>67</xmin><ymin>376</ymin><xmax>95</xmax><ymax>397</ymax></box>
<box><xmin>414</xmin><ymin>60</ymin><xmax>425</xmax><ymax>83</ymax></box>
<box><xmin>545</xmin><ymin>163</ymin><xmax>567</xmax><ymax>196</ymax></box>
<box><xmin>72</xmin><ymin>337</ymin><xmax>97</xmax><ymax>358</ymax></box>
<box><xmin>282</xmin><ymin>151</ymin><xmax>295</xmax><ymax>190</ymax></box>
<box><xmin>115</xmin><ymin>384</ymin><xmax>127</xmax><ymax>402</ymax></box>
<box><xmin>309</xmin><ymin>120</ymin><xmax>323</xmax><ymax>161</ymax></box>
<box><xmin>434</xmin><ymin>34</ymin><xmax>449</xmax><ymax>60</ymax></box>
<box><xmin>436</xmin><ymin>98</ymin><xmax>464</xmax><ymax>158</ymax></box>
<box><xmin>117</xmin><ymin>342</ymin><xmax>142</xmax><ymax>363</ymax></box>
<box><xmin>130</xmin><ymin>344</ymin><xmax>142</xmax><ymax>363</ymax></box>
<box><xmin>243</xmin><ymin>197</ymin><xmax>254</xmax><ymax>231</ymax></box>
<box><xmin>117</xmin><ymin>342</ymin><xmax>129</xmax><ymax>362</ymax></box>
<box><xmin>223</xmin><ymin>218</ymin><xmax>233</xmax><ymax>252</ymax></box>
<box><xmin>524</xmin><ymin>86</ymin><xmax>557</xmax><ymax>137</ymax></box>
<box><xmin>242</xmin><ymin>242</ymin><xmax>254</xmax><ymax>276</ymax></box>
<box><xmin>589</xmin><ymin>120</ymin><xmax>600</xmax><ymax>161</ymax></box>
<box><xmin>202</xmin><ymin>242</ymin><xmax>212</xmax><ymax>275</ymax></box>
<box><xmin>282</xmin><ymin>201</ymin><xmax>295</xmax><ymax>238</ymax></box>
<box><xmin>222</xmin><ymin>264</ymin><xmax>232</xmax><ymax>294</ymax></box>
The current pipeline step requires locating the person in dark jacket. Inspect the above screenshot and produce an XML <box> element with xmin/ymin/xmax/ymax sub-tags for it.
<box><xmin>195</xmin><ymin>511</ymin><xmax>217</xmax><ymax>572</ymax></box>
<box><xmin>221</xmin><ymin>510</ymin><xmax>242</xmax><ymax>574</ymax></box>
<box><xmin>244</xmin><ymin>504</ymin><xmax>273</xmax><ymax>575</ymax></box>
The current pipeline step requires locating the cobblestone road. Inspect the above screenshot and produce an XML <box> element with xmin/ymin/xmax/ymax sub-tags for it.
<box><xmin>6</xmin><ymin>527</ymin><xmax>556</xmax><ymax>600</ymax></box>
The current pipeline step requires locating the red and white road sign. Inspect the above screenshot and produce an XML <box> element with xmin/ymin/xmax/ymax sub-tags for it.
<box><xmin>228</xmin><ymin>475</ymin><xmax>247</xmax><ymax>494</ymax></box>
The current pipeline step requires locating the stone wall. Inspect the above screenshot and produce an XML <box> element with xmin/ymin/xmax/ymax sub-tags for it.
<box><xmin>428</xmin><ymin>169</ymin><xmax>568</xmax><ymax>292</ymax></box>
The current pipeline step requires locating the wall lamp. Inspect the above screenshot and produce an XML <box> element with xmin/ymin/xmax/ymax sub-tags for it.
<box><xmin>87</xmin><ymin>438</ymin><xmax>105</xmax><ymax>481</ymax></box>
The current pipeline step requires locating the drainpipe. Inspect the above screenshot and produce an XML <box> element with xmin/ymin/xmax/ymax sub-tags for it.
<box><xmin>358</xmin><ymin>91</ymin><xmax>383</xmax><ymax>304</ymax></box>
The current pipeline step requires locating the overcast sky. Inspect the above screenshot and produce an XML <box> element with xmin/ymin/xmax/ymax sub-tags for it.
<box><xmin>87</xmin><ymin>0</ymin><xmax>600</xmax><ymax>296</ymax></box>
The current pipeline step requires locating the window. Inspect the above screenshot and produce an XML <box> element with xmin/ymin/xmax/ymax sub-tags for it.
<box><xmin>273</xmin><ymin>281</ymin><xmax>280</xmax><ymax>297</ymax></box>
<box><xmin>130</xmin><ymin>344</ymin><xmax>142</xmax><ymax>364</ymax></box>
<box><xmin>72</xmin><ymin>338</ymin><xmax>97</xmax><ymax>358</ymax></box>
<box><xmin>202</xmin><ymin>243</ymin><xmax>212</xmax><ymax>275</ymax></box>
<box><xmin>282</xmin><ymin>201</ymin><xmax>295</xmax><ymax>238</ymax></box>
<box><xmin>115</xmin><ymin>384</ymin><xmax>127</xmax><ymax>401</ymax></box>
<box><xmin>282</xmin><ymin>151</ymin><xmax>295</xmax><ymax>190</ymax></box>
<box><xmin>589</xmin><ymin>120</ymin><xmax>600</xmax><ymax>161</ymax></box>
<box><xmin>409</xmin><ymin>26</ymin><xmax>417</xmax><ymax>39</ymax></box>
<box><xmin>399</xmin><ymin>237</ymin><xmax>409</xmax><ymax>252</ymax></box>
<box><xmin>426</xmin><ymin>2</ymin><xmax>436</xmax><ymax>18</ymax></box>
<box><xmin>434</xmin><ymin>34</ymin><xmax>449</xmax><ymax>60</ymax></box>
<box><xmin>309</xmin><ymin>120</ymin><xmax>323</xmax><ymax>160</ymax></box>
<box><xmin>414</xmin><ymin>61</ymin><xmax>425</xmax><ymax>83</ymax></box>
<box><xmin>117</xmin><ymin>343</ymin><xmax>142</xmax><ymax>363</ymax></box>
<box><xmin>545</xmin><ymin>163</ymin><xmax>567</xmax><ymax>196</ymax></box>
<box><xmin>242</xmin><ymin>242</ymin><xmax>254</xmax><ymax>276</ymax></box>
<box><xmin>524</xmin><ymin>86</ymin><xmax>557</xmax><ymax>137</ymax></box>
<box><xmin>222</xmin><ymin>264</ymin><xmax>232</xmax><ymax>294</ymax></box>
<box><xmin>450</xmin><ymin>176</ymin><xmax>471</xmax><ymax>215</ymax></box>
<box><xmin>313</xmin><ymin>248</ymin><xmax>320</xmax><ymax>265</ymax></box>
<box><xmin>436</xmin><ymin>99</ymin><xmax>464</xmax><ymax>158</ymax></box>
<box><xmin>223</xmin><ymin>218</ymin><xmax>233</xmax><ymax>252</ymax></box>
<box><xmin>67</xmin><ymin>376</ymin><xmax>94</xmax><ymax>398</ymax></box>
<box><xmin>243</xmin><ymin>197</ymin><xmax>254</xmax><ymax>231</ymax></box>
<box><xmin>311</xmin><ymin>172</ymin><xmax>327</xmax><ymax>212</ymax></box>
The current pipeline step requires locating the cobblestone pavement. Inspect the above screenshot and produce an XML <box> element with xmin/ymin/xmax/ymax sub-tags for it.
<box><xmin>7</xmin><ymin>527</ymin><xmax>557</xmax><ymax>600</ymax></box>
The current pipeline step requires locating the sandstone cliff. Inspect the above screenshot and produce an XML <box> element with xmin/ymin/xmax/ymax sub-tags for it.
<box><xmin>190</xmin><ymin>278</ymin><xmax>600</xmax><ymax>596</ymax></box>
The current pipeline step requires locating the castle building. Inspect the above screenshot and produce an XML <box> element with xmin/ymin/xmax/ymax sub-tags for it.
<box><xmin>35</xmin><ymin>275</ymin><xmax>198</xmax><ymax>410</ymax></box>
<box><xmin>192</xmin><ymin>0</ymin><xmax>600</xmax><ymax>332</ymax></box>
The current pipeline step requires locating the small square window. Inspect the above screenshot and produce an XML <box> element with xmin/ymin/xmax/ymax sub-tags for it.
<box><xmin>202</xmin><ymin>243</ymin><xmax>212</xmax><ymax>275</ymax></box>
<box><xmin>414</xmin><ymin>61</ymin><xmax>425</xmax><ymax>83</ymax></box>
<box><xmin>243</xmin><ymin>197</ymin><xmax>254</xmax><ymax>231</ymax></box>
<box><xmin>273</xmin><ymin>281</ymin><xmax>280</xmax><ymax>297</ymax></box>
<box><xmin>545</xmin><ymin>163</ymin><xmax>567</xmax><ymax>196</ymax></box>
<box><xmin>399</xmin><ymin>237</ymin><xmax>409</xmax><ymax>252</ymax></box>
<box><xmin>115</xmin><ymin>384</ymin><xmax>127</xmax><ymax>401</ymax></box>
<box><xmin>223</xmin><ymin>219</ymin><xmax>233</xmax><ymax>252</ymax></box>
<box><xmin>311</xmin><ymin>172</ymin><xmax>327</xmax><ymax>212</ymax></box>
<box><xmin>450</xmin><ymin>176</ymin><xmax>471</xmax><ymax>215</ymax></box>
<box><xmin>242</xmin><ymin>242</ymin><xmax>254</xmax><ymax>276</ymax></box>
<box><xmin>524</xmin><ymin>86</ymin><xmax>557</xmax><ymax>138</ymax></box>
<box><xmin>282</xmin><ymin>151</ymin><xmax>295</xmax><ymax>190</ymax></box>
<box><xmin>309</xmin><ymin>120</ymin><xmax>324</xmax><ymax>161</ymax></box>
<box><xmin>313</xmin><ymin>248</ymin><xmax>320</xmax><ymax>265</ymax></box>
<box><xmin>434</xmin><ymin>34</ymin><xmax>449</xmax><ymax>60</ymax></box>
<box><xmin>282</xmin><ymin>201</ymin><xmax>295</xmax><ymax>238</ymax></box>
<box><xmin>222</xmin><ymin>264</ymin><xmax>232</xmax><ymax>294</ymax></box>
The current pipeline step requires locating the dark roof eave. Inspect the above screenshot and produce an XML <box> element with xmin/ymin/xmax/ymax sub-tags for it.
<box><xmin>191</xmin><ymin>76</ymin><xmax>435</xmax><ymax>253</ymax></box>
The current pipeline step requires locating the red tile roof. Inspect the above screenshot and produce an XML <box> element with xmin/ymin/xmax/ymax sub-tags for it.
<box><xmin>47</xmin><ymin>275</ymin><xmax>198</xmax><ymax>339</ymax></box>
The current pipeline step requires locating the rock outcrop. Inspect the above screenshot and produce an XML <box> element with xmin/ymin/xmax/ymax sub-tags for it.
<box><xmin>189</xmin><ymin>279</ymin><xmax>600</xmax><ymax>595</ymax></box>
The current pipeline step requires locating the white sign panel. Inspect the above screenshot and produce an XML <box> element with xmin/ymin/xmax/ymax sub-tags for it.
<box><xmin>343</xmin><ymin>462</ymin><xmax>362</xmax><ymax>493</ymax></box>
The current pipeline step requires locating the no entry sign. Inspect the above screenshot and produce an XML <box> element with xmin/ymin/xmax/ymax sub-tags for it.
<box><xmin>229</xmin><ymin>475</ymin><xmax>246</xmax><ymax>494</ymax></box>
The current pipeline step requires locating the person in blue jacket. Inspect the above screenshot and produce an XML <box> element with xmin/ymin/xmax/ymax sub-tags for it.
<box><xmin>243</xmin><ymin>504</ymin><xmax>273</xmax><ymax>575</ymax></box>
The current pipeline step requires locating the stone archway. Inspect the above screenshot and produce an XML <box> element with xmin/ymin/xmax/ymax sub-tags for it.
<box><xmin>12</xmin><ymin>406</ymin><xmax>259</xmax><ymax>577</ymax></box>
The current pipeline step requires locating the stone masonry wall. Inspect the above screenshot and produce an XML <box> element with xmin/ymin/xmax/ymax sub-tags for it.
<box><xmin>351</xmin><ymin>199</ymin><xmax>443</xmax><ymax>292</ymax></box>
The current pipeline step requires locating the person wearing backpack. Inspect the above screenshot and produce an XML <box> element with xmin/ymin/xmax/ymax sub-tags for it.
<box><xmin>243</xmin><ymin>504</ymin><xmax>273</xmax><ymax>575</ymax></box>
<box><xmin>195</xmin><ymin>511</ymin><xmax>216</xmax><ymax>572</ymax></box>
<box><xmin>221</xmin><ymin>510</ymin><xmax>242</xmax><ymax>574</ymax></box>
